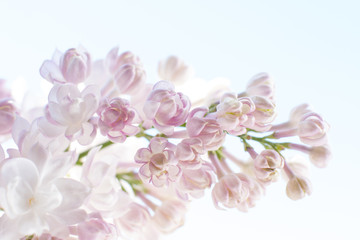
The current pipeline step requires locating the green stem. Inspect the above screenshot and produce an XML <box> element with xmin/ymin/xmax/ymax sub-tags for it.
<box><xmin>116</xmin><ymin>172</ymin><xmax>146</xmax><ymax>194</ymax></box>
<box><xmin>76</xmin><ymin>140</ymin><xmax>114</xmax><ymax>165</ymax></box>
<box><xmin>238</xmin><ymin>133</ymin><xmax>291</xmax><ymax>159</ymax></box>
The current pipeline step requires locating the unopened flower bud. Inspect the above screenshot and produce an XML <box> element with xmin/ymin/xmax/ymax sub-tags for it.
<box><xmin>286</xmin><ymin>176</ymin><xmax>312</xmax><ymax>200</ymax></box>
<box><xmin>114</xmin><ymin>63</ymin><xmax>146</xmax><ymax>95</ymax></box>
<box><xmin>309</xmin><ymin>145</ymin><xmax>331</xmax><ymax>168</ymax></box>
<box><xmin>106</xmin><ymin>47</ymin><xmax>141</xmax><ymax>74</ymax></box>
<box><xmin>246</xmin><ymin>72</ymin><xmax>275</xmax><ymax>101</ymax></box>
<box><xmin>153</xmin><ymin>199</ymin><xmax>187</xmax><ymax>233</ymax></box>
<box><xmin>298</xmin><ymin>112</ymin><xmax>329</xmax><ymax>146</ymax></box>
<box><xmin>289</xmin><ymin>103</ymin><xmax>313</xmax><ymax>126</ymax></box>
<box><xmin>254</xmin><ymin>149</ymin><xmax>284</xmax><ymax>182</ymax></box>
<box><xmin>250</xmin><ymin>96</ymin><xmax>276</xmax><ymax>131</ymax></box>
<box><xmin>158</xmin><ymin>56</ymin><xmax>194</xmax><ymax>85</ymax></box>
<box><xmin>60</xmin><ymin>48</ymin><xmax>91</xmax><ymax>84</ymax></box>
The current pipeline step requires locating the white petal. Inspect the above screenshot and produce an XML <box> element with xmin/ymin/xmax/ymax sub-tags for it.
<box><xmin>11</xmin><ymin>116</ymin><xmax>30</xmax><ymax>146</ymax></box>
<box><xmin>53</xmin><ymin>178</ymin><xmax>90</xmax><ymax>211</ymax></box>
<box><xmin>37</xmin><ymin>117</ymin><xmax>65</xmax><ymax>138</ymax></box>
<box><xmin>39</xmin><ymin>60</ymin><xmax>65</xmax><ymax>84</ymax></box>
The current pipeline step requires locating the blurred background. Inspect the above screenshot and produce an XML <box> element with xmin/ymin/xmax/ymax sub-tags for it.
<box><xmin>0</xmin><ymin>0</ymin><xmax>359</xmax><ymax>239</ymax></box>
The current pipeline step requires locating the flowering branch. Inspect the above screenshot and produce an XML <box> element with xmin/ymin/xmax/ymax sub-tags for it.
<box><xmin>0</xmin><ymin>47</ymin><xmax>331</xmax><ymax>240</ymax></box>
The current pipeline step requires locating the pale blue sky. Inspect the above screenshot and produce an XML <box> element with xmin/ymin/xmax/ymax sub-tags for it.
<box><xmin>0</xmin><ymin>1</ymin><xmax>359</xmax><ymax>239</ymax></box>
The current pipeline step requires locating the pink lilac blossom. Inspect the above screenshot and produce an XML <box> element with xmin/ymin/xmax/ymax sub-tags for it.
<box><xmin>212</xmin><ymin>173</ymin><xmax>264</xmax><ymax>212</ymax></box>
<box><xmin>135</xmin><ymin>137</ymin><xmax>182</xmax><ymax>187</ymax></box>
<box><xmin>0</xmin><ymin>46</ymin><xmax>331</xmax><ymax>239</ymax></box>
<box><xmin>176</xmin><ymin>162</ymin><xmax>215</xmax><ymax>200</ymax></box>
<box><xmin>97</xmin><ymin>97</ymin><xmax>139</xmax><ymax>143</ymax></box>
<box><xmin>215</xmin><ymin>93</ymin><xmax>256</xmax><ymax>135</ymax></box>
<box><xmin>103</xmin><ymin>47</ymin><xmax>146</xmax><ymax>96</ymax></box>
<box><xmin>187</xmin><ymin>107</ymin><xmax>225</xmax><ymax>151</ymax></box>
<box><xmin>175</xmin><ymin>137</ymin><xmax>205</xmax><ymax>169</ymax></box>
<box><xmin>144</xmin><ymin>81</ymin><xmax>191</xmax><ymax>135</ymax></box>
<box><xmin>40</xmin><ymin>48</ymin><xmax>91</xmax><ymax>85</ymax></box>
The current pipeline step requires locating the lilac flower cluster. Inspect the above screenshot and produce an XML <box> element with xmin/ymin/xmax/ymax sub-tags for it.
<box><xmin>0</xmin><ymin>47</ymin><xmax>330</xmax><ymax>239</ymax></box>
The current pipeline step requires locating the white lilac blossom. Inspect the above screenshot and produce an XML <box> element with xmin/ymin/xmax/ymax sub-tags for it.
<box><xmin>0</xmin><ymin>145</ymin><xmax>89</xmax><ymax>239</ymax></box>
<box><xmin>0</xmin><ymin>46</ymin><xmax>331</xmax><ymax>239</ymax></box>
<box><xmin>43</xmin><ymin>83</ymin><xmax>100</xmax><ymax>144</ymax></box>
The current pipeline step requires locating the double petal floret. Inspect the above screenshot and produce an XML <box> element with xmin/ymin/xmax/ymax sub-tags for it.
<box><xmin>135</xmin><ymin>137</ymin><xmax>181</xmax><ymax>187</ymax></box>
<box><xmin>144</xmin><ymin>81</ymin><xmax>191</xmax><ymax>135</ymax></box>
<box><xmin>97</xmin><ymin>97</ymin><xmax>139</xmax><ymax>143</ymax></box>
<box><xmin>44</xmin><ymin>83</ymin><xmax>99</xmax><ymax>144</ymax></box>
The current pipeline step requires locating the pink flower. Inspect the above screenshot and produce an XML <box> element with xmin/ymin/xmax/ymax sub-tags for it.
<box><xmin>105</xmin><ymin>47</ymin><xmax>141</xmax><ymax>75</ymax></box>
<box><xmin>246</xmin><ymin>72</ymin><xmax>275</xmax><ymax>101</ymax></box>
<box><xmin>254</xmin><ymin>149</ymin><xmax>284</xmax><ymax>182</ymax></box>
<box><xmin>0</xmin><ymin>99</ymin><xmax>16</xmax><ymax>135</ymax></box>
<box><xmin>298</xmin><ymin>112</ymin><xmax>329</xmax><ymax>146</ymax></box>
<box><xmin>97</xmin><ymin>97</ymin><xmax>139</xmax><ymax>143</ymax></box>
<box><xmin>158</xmin><ymin>56</ymin><xmax>194</xmax><ymax>85</ymax></box>
<box><xmin>40</xmin><ymin>47</ymin><xmax>91</xmax><ymax>85</ymax></box>
<box><xmin>212</xmin><ymin>173</ymin><xmax>263</xmax><ymax>212</ymax></box>
<box><xmin>152</xmin><ymin>199</ymin><xmax>187</xmax><ymax>233</ymax></box>
<box><xmin>175</xmin><ymin>138</ymin><xmax>205</xmax><ymax>169</ymax></box>
<box><xmin>113</xmin><ymin>63</ymin><xmax>146</xmax><ymax>95</ymax></box>
<box><xmin>216</xmin><ymin>93</ymin><xmax>256</xmax><ymax>135</ymax></box>
<box><xmin>135</xmin><ymin>137</ymin><xmax>181</xmax><ymax>187</ymax></box>
<box><xmin>144</xmin><ymin>81</ymin><xmax>191</xmax><ymax>135</ymax></box>
<box><xmin>250</xmin><ymin>96</ymin><xmax>276</xmax><ymax>131</ymax></box>
<box><xmin>187</xmin><ymin>107</ymin><xmax>225</xmax><ymax>151</ymax></box>
<box><xmin>176</xmin><ymin>162</ymin><xmax>215</xmax><ymax>200</ymax></box>
<box><xmin>103</xmin><ymin>47</ymin><xmax>146</xmax><ymax>95</ymax></box>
